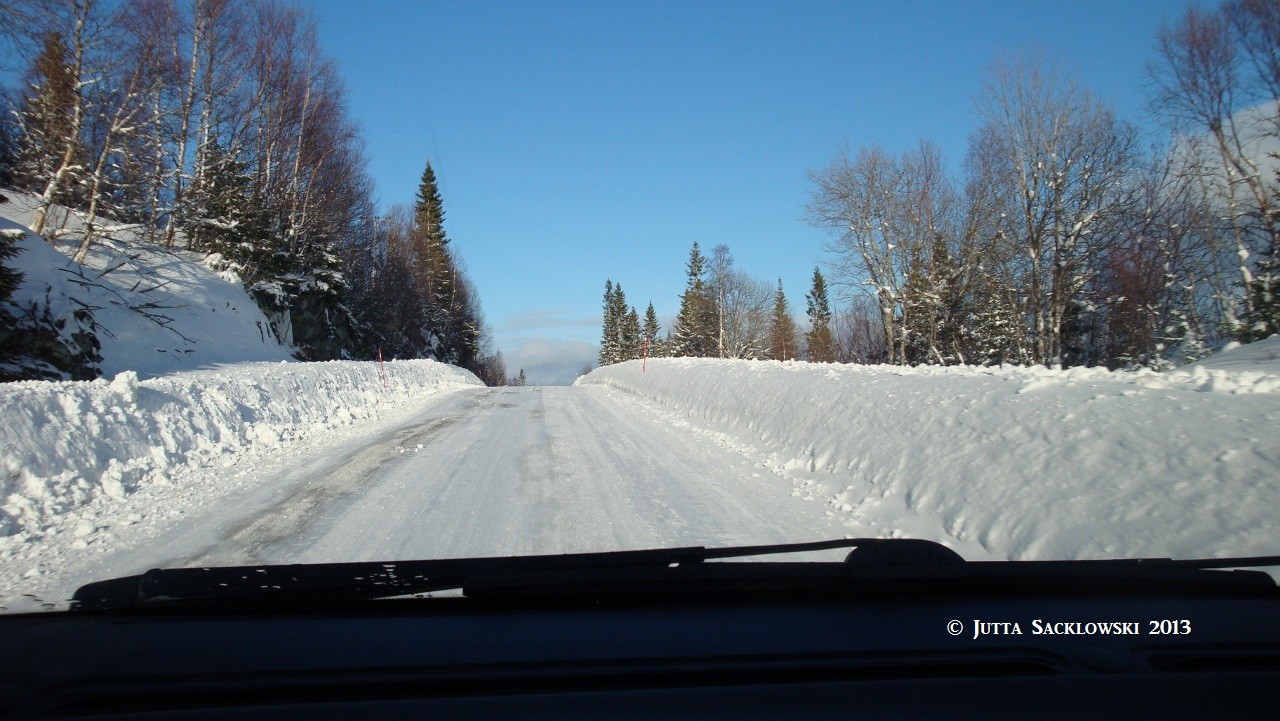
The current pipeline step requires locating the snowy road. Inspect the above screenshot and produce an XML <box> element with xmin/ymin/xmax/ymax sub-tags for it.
<box><xmin>11</xmin><ymin>384</ymin><xmax>854</xmax><ymax>608</ymax></box>
<box><xmin>8</xmin><ymin>341</ymin><xmax>1278</xmax><ymax>611</ymax></box>
<box><xmin>187</xmin><ymin>384</ymin><xmax>851</xmax><ymax>566</ymax></box>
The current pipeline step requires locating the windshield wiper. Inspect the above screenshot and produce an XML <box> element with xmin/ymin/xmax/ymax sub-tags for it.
<box><xmin>69</xmin><ymin>539</ymin><xmax>1280</xmax><ymax>611</ymax></box>
<box><xmin>70</xmin><ymin>539</ymin><xmax>889</xmax><ymax>609</ymax></box>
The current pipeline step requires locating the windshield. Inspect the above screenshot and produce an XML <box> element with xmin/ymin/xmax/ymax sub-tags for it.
<box><xmin>1</xmin><ymin>0</ymin><xmax>1278</xmax><ymax>613</ymax></box>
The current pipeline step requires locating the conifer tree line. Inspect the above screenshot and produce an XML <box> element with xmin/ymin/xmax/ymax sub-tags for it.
<box><xmin>808</xmin><ymin>1</ymin><xmax>1280</xmax><ymax>369</ymax></box>
<box><xmin>0</xmin><ymin>0</ymin><xmax>504</xmax><ymax>382</ymax></box>
<box><xmin>599</xmin><ymin>240</ymin><xmax>836</xmax><ymax>364</ymax></box>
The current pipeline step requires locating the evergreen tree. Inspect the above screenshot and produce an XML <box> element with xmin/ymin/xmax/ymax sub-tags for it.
<box><xmin>14</xmin><ymin>32</ymin><xmax>81</xmax><ymax>207</ymax></box>
<box><xmin>186</xmin><ymin>143</ymin><xmax>272</xmax><ymax>274</ymax></box>
<box><xmin>0</xmin><ymin>229</ymin><xmax>24</xmax><ymax>307</ymax></box>
<box><xmin>445</xmin><ymin>269</ymin><xmax>482</xmax><ymax>370</ymax></box>
<box><xmin>642</xmin><ymin>302</ymin><xmax>662</xmax><ymax>356</ymax></box>
<box><xmin>621</xmin><ymin>306</ymin><xmax>641</xmax><ymax>360</ymax></box>
<box><xmin>672</xmin><ymin>241</ymin><xmax>715</xmax><ymax>357</ymax></box>
<box><xmin>413</xmin><ymin>160</ymin><xmax>455</xmax><ymax>358</ymax></box>
<box><xmin>415</xmin><ymin>162</ymin><xmax>448</xmax><ymax>247</ymax></box>
<box><xmin>804</xmin><ymin>267</ymin><xmax>837</xmax><ymax>362</ymax></box>
<box><xmin>959</xmin><ymin>272</ymin><xmax>1025</xmax><ymax>366</ymax></box>
<box><xmin>1243</xmin><ymin>246</ymin><xmax>1280</xmax><ymax>342</ymax></box>
<box><xmin>611</xmin><ymin>282</ymin><xmax>627</xmax><ymax>359</ymax></box>
<box><xmin>607</xmin><ymin>283</ymin><xmax>638</xmax><ymax>360</ymax></box>
<box><xmin>0</xmin><ymin>228</ymin><xmax>23</xmax><ymax>369</ymax></box>
<box><xmin>768</xmin><ymin>278</ymin><xmax>798</xmax><ymax>360</ymax></box>
<box><xmin>513</xmin><ymin>368</ymin><xmax>527</xmax><ymax>386</ymax></box>
<box><xmin>599</xmin><ymin>279</ymin><xmax>618</xmax><ymax>365</ymax></box>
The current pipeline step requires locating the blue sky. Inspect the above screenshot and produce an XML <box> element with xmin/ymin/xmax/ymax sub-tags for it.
<box><xmin>303</xmin><ymin>0</ymin><xmax>1196</xmax><ymax>384</ymax></box>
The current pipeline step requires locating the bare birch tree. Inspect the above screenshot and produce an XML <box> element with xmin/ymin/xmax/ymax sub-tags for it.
<box><xmin>973</xmin><ymin>53</ymin><xmax>1141</xmax><ymax>366</ymax></box>
<box><xmin>1150</xmin><ymin>1</ymin><xmax>1280</xmax><ymax>339</ymax></box>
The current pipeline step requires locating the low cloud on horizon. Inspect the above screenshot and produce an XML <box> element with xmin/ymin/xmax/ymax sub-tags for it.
<box><xmin>504</xmin><ymin>337</ymin><xmax>598</xmax><ymax>386</ymax></box>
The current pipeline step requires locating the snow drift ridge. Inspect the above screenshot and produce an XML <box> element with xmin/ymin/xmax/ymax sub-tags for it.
<box><xmin>577</xmin><ymin>345</ymin><xmax>1280</xmax><ymax>562</ymax></box>
<box><xmin>0</xmin><ymin>360</ymin><xmax>482</xmax><ymax>540</ymax></box>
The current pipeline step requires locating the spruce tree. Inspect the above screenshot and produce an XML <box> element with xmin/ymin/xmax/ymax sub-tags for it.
<box><xmin>960</xmin><ymin>273</ymin><xmax>1024</xmax><ymax>365</ymax></box>
<box><xmin>0</xmin><ymin>229</ymin><xmax>24</xmax><ymax>307</ymax></box>
<box><xmin>672</xmin><ymin>241</ymin><xmax>715</xmax><ymax>357</ymax></box>
<box><xmin>607</xmin><ymin>283</ymin><xmax>643</xmax><ymax>360</ymax></box>
<box><xmin>514</xmin><ymin>368</ymin><xmax>527</xmax><ymax>386</ymax></box>
<box><xmin>805</xmin><ymin>267</ymin><xmax>837</xmax><ymax>362</ymax></box>
<box><xmin>187</xmin><ymin>143</ymin><xmax>273</xmax><ymax>278</ymax></box>
<box><xmin>414</xmin><ymin>160</ymin><xmax>454</xmax><ymax>359</ymax></box>
<box><xmin>0</xmin><ymin>229</ymin><xmax>23</xmax><ymax>366</ymax></box>
<box><xmin>415</xmin><ymin>162</ymin><xmax>448</xmax><ymax>249</ymax></box>
<box><xmin>642</xmin><ymin>302</ymin><xmax>661</xmax><ymax>356</ymax></box>
<box><xmin>1243</xmin><ymin>247</ymin><xmax>1279</xmax><ymax>342</ymax></box>
<box><xmin>611</xmin><ymin>282</ymin><xmax>628</xmax><ymax>360</ymax></box>
<box><xmin>621</xmin><ymin>306</ymin><xmax>641</xmax><ymax>360</ymax></box>
<box><xmin>768</xmin><ymin>278</ymin><xmax>798</xmax><ymax>360</ymax></box>
<box><xmin>599</xmin><ymin>279</ymin><xmax>618</xmax><ymax>365</ymax></box>
<box><xmin>14</xmin><ymin>32</ymin><xmax>80</xmax><ymax>206</ymax></box>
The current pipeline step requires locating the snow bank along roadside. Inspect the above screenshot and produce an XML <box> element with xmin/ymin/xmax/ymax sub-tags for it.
<box><xmin>1</xmin><ymin>360</ymin><xmax>483</xmax><ymax>546</ymax></box>
<box><xmin>577</xmin><ymin>340</ymin><xmax>1280</xmax><ymax>562</ymax></box>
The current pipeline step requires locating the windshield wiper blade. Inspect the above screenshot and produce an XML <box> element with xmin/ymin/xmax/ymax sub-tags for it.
<box><xmin>68</xmin><ymin>539</ymin><xmax>955</xmax><ymax>610</ymax></box>
<box><xmin>69</xmin><ymin>539</ymin><xmax>1279</xmax><ymax>611</ymax></box>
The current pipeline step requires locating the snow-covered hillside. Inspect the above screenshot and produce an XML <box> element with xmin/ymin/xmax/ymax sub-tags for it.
<box><xmin>1</xmin><ymin>192</ymin><xmax>292</xmax><ymax>379</ymax></box>
<box><xmin>577</xmin><ymin>339</ymin><xmax>1280</xmax><ymax>562</ymax></box>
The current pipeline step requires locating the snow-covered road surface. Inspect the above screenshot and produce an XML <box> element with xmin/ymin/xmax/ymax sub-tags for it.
<box><xmin>6</xmin><ymin>385</ymin><xmax>854</xmax><ymax>609</ymax></box>
<box><xmin>190</xmin><ymin>385</ymin><xmax>851</xmax><ymax>566</ymax></box>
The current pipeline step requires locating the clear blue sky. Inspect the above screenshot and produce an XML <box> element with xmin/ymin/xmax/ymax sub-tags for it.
<box><xmin>302</xmin><ymin>0</ymin><xmax>1196</xmax><ymax>384</ymax></box>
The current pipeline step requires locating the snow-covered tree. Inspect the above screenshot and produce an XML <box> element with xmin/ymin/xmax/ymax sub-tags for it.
<box><xmin>187</xmin><ymin>142</ymin><xmax>272</xmax><ymax>271</ymax></box>
<box><xmin>621</xmin><ymin>305</ymin><xmax>641</xmax><ymax>361</ymax></box>
<box><xmin>13</xmin><ymin>30</ymin><xmax>83</xmax><ymax>216</ymax></box>
<box><xmin>805</xmin><ymin>267</ymin><xmax>836</xmax><ymax>362</ymax></box>
<box><xmin>807</xmin><ymin>143</ymin><xmax>958</xmax><ymax>364</ymax></box>
<box><xmin>71</xmin><ymin>0</ymin><xmax>175</xmax><ymax>262</ymax></box>
<box><xmin>599</xmin><ymin>281</ymin><xmax>640</xmax><ymax>362</ymax></box>
<box><xmin>599</xmin><ymin>279</ymin><xmax>618</xmax><ymax>365</ymax></box>
<box><xmin>975</xmin><ymin>54</ymin><xmax>1141</xmax><ymax>366</ymax></box>
<box><xmin>706</xmin><ymin>243</ymin><xmax>773</xmax><ymax>359</ymax></box>
<box><xmin>1245</xmin><ymin>240</ymin><xmax>1280</xmax><ymax>341</ymax></box>
<box><xmin>0</xmin><ymin>228</ymin><xmax>23</xmax><ymax>307</ymax></box>
<box><xmin>671</xmin><ymin>241</ymin><xmax>715</xmax><ymax>357</ymax></box>
<box><xmin>1150</xmin><ymin>2</ymin><xmax>1280</xmax><ymax>343</ymax></box>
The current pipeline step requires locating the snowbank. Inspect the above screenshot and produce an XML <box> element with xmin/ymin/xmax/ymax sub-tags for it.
<box><xmin>1</xmin><ymin>192</ymin><xmax>293</xmax><ymax>379</ymax></box>
<box><xmin>0</xmin><ymin>360</ymin><xmax>482</xmax><ymax>539</ymax></box>
<box><xmin>577</xmin><ymin>340</ymin><xmax>1280</xmax><ymax>561</ymax></box>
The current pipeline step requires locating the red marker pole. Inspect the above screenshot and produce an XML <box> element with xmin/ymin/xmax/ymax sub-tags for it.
<box><xmin>642</xmin><ymin>337</ymin><xmax>649</xmax><ymax>374</ymax></box>
<box><xmin>377</xmin><ymin>347</ymin><xmax>388</xmax><ymax>389</ymax></box>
